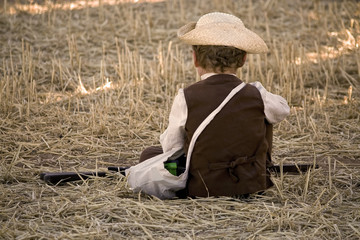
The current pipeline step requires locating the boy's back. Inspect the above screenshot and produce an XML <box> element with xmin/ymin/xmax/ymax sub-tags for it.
<box><xmin>184</xmin><ymin>74</ymin><xmax>272</xmax><ymax>197</ymax></box>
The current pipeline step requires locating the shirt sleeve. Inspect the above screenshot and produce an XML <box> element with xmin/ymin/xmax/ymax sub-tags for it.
<box><xmin>249</xmin><ymin>81</ymin><xmax>290</xmax><ymax>124</ymax></box>
<box><xmin>159</xmin><ymin>89</ymin><xmax>188</xmax><ymax>152</ymax></box>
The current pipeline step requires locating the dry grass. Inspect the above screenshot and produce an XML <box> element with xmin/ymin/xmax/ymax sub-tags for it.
<box><xmin>1</xmin><ymin>0</ymin><xmax>359</xmax><ymax>239</ymax></box>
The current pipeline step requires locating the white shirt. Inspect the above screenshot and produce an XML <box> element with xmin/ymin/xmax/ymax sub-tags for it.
<box><xmin>160</xmin><ymin>74</ymin><xmax>290</xmax><ymax>153</ymax></box>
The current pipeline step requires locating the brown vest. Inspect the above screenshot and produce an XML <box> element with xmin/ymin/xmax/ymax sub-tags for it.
<box><xmin>183</xmin><ymin>74</ymin><xmax>273</xmax><ymax>197</ymax></box>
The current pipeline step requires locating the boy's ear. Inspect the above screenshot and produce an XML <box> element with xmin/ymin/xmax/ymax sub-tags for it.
<box><xmin>240</xmin><ymin>53</ymin><xmax>247</xmax><ymax>67</ymax></box>
<box><xmin>193</xmin><ymin>51</ymin><xmax>200</xmax><ymax>67</ymax></box>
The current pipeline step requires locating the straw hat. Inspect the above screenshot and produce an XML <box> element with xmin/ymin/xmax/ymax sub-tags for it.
<box><xmin>177</xmin><ymin>12</ymin><xmax>268</xmax><ymax>54</ymax></box>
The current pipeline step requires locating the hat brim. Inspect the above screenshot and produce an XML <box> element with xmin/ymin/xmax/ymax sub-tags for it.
<box><xmin>177</xmin><ymin>22</ymin><xmax>268</xmax><ymax>54</ymax></box>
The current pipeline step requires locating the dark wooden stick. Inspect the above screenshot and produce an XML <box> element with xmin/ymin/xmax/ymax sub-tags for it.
<box><xmin>40</xmin><ymin>164</ymin><xmax>319</xmax><ymax>185</ymax></box>
<box><xmin>39</xmin><ymin>171</ymin><xmax>107</xmax><ymax>185</ymax></box>
<box><xmin>268</xmin><ymin>164</ymin><xmax>319</xmax><ymax>174</ymax></box>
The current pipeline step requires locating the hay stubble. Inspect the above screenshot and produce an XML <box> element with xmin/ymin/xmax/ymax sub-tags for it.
<box><xmin>1</xmin><ymin>0</ymin><xmax>359</xmax><ymax>239</ymax></box>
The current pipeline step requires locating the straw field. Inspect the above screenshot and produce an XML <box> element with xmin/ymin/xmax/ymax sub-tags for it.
<box><xmin>1</xmin><ymin>0</ymin><xmax>359</xmax><ymax>239</ymax></box>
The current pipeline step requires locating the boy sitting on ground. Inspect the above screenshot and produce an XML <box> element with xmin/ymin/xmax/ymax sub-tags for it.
<box><xmin>134</xmin><ymin>12</ymin><xmax>290</xmax><ymax>198</ymax></box>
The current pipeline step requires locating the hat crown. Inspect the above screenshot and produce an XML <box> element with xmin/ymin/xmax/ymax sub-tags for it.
<box><xmin>196</xmin><ymin>12</ymin><xmax>245</xmax><ymax>29</ymax></box>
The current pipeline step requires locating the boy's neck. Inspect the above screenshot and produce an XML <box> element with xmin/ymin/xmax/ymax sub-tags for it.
<box><xmin>197</xmin><ymin>67</ymin><xmax>237</xmax><ymax>80</ymax></box>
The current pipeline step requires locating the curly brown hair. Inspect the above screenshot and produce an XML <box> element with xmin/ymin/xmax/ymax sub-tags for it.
<box><xmin>192</xmin><ymin>45</ymin><xmax>247</xmax><ymax>72</ymax></box>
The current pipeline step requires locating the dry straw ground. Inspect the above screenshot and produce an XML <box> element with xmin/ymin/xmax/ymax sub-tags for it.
<box><xmin>1</xmin><ymin>0</ymin><xmax>359</xmax><ymax>239</ymax></box>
